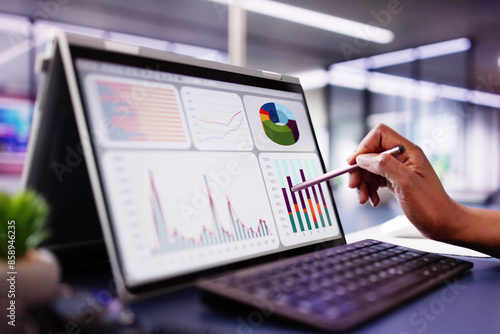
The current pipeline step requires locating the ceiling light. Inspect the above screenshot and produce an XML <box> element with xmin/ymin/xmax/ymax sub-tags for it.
<box><xmin>438</xmin><ymin>85</ymin><xmax>468</xmax><ymax>102</ymax></box>
<box><xmin>467</xmin><ymin>90</ymin><xmax>500</xmax><ymax>108</ymax></box>
<box><xmin>291</xmin><ymin>69</ymin><xmax>329</xmax><ymax>91</ymax></box>
<box><xmin>368</xmin><ymin>72</ymin><xmax>422</xmax><ymax>100</ymax></box>
<box><xmin>328</xmin><ymin>66</ymin><xmax>367</xmax><ymax>90</ymax></box>
<box><xmin>336</xmin><ymin>37</ymin><xmax>472</xmax><ymax>70</ymax></box>
<box><xmin>0</xmin><ymin>37</ymin><xmax>48</xmax><ymax>67</ymax></box>
<box><xmin>287</xmin><ymin>65</ymin><xmax>500</xmax><ymax>108</ymax></box>
<box><xmin>416</xmin><ymin>38</ymin><xmax>471</xmax><ymax>59</ymax></box>
<box><xmin>207</xmin><ymin>0</ymin><xmax>394</xmax><ymax>44</ymax></box>
<box><xmin>369</xmin><ymin>49</ymin><xmax>416</xmax><ymax>69</ymax></box>
<box><xmin>326</xmin><ymin>67</ymin><xmax>500</xmax><ymax>108</ymax></box>
<box><xmin>0</xmin><ymin>13</ymin><xmax>30</xmax><ymax>35</ymax></box>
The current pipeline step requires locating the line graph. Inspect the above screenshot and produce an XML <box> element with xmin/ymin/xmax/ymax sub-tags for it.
<box><xmin>197</xmin><ymin>111</ymin><xmax>246</xmax><ymax>142</ymax></box>
<box><xmin>181</xmin><ymin>87</ymin><xmax>253</xmax><ymax>150</ymax></box>
<box><xmin>198</xmin><ymin>110</ymin><xmax>242</xmax><ymax>126</ymax></box>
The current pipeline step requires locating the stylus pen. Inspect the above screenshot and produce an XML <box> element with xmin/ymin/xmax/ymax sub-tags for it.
<box><xmin>291</xmin><ymin>146</ymin><xmax>405</xmax><ymax>192</ymax></box>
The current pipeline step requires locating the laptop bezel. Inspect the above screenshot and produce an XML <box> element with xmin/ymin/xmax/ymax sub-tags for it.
<box><xmin>26</xmin><ymin>31</ymin><xmax>346</xmax><ymax>300</ymax></box>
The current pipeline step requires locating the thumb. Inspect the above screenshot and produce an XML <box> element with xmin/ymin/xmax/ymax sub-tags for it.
<box><xmin>356</xmin><ymin>153</ymin><xmax>409</xmax><ymax>182</ymax></box>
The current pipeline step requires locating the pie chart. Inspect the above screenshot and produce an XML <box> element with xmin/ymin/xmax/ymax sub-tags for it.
<box><xmin>259</xmin><ymin>102</ymin><xmax>300</xmax><ymax>146</ymax></box>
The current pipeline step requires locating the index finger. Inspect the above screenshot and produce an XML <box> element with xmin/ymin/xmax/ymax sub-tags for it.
<box><xmin>347</xmin><ymin>124</ymin><xmax>414</xmax><ymax>165</ymax></box>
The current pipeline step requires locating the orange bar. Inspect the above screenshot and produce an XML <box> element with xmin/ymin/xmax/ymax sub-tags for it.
<box><xmin>316</xmin><ymin>203</ymin><xmax>323</xmax><ymax>215</ymax></box>
<box><xmin>307</xmin><ymin>199</ymin><xmax>317</xmax><ymax>223</ymax></box>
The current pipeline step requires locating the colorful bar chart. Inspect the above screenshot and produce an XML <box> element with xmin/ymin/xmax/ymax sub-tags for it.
<box><xmin>259</xmin><ymin>153</ymin><xmax>339</xmax><ymax>246</ymax></box>
<box><xmin>85</xmin><ymin>75</ymin><xmax>191</xmax><ymax>148</ymax></box>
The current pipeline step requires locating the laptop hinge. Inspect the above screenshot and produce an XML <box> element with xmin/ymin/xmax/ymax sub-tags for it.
<box><xmin>104</xmin><ymin>40</ymin><xmax>140</xmax><ymax>55</ymax></box>
<box><xmin>35</xmin><ymin>54</ymin><xmax>52</xmax><ymax>74</ymax></box>
<box><xmin>262</xmin><ymin>70</ymin><xmax>283</xmax><ymax>81</ymax></box>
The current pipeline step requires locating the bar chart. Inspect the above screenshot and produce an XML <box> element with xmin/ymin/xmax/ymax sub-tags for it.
<box><xmin>259</xmin><ymin>153</ymin><xmax>339</xmax><ymax>246</ymax></box>
<box><xmin>84</xmin><ymin>75</ymin><xmax>191</xmax><ymax>148</ymax></box>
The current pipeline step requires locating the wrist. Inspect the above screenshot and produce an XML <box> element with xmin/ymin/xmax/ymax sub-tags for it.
<box><xmin>431</xmin><ymin>196</ymin><xmax>469</xmax><ymax>244</ymax></box>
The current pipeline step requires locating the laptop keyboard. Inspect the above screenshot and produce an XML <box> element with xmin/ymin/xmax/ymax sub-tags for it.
<box><xmin>199</xmin><ymin>239</ymin><xmax>473</xmax><ymax>332</ymax></box>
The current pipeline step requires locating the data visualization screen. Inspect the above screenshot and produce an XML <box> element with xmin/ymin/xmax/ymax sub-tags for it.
<box><xmin>76</xmin><ymin>58</ymin><xmax>341</xmax><ymax>286</ymax></box>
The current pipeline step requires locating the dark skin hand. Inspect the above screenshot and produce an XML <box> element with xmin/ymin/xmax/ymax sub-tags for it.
<box><xmin>347</xmin><ymin>124</ymin><xmax>500</xmax><ymax>258</ymax></box>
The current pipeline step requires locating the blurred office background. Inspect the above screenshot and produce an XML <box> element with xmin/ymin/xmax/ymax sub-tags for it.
<box><xmin>0</xmin><ymin>0</ymin><xmax>499</xmax><ymax>230</ymax></box>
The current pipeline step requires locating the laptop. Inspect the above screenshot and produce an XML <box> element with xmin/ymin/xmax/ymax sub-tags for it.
<box><xmin>23</xmin><ymin>31</ymin><xmax>472</xmax><ymax>332</ymax></box>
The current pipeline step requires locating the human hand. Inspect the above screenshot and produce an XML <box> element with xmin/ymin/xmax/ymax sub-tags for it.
<box><xmin>346</xmin><ymin>124</ymin><xmax>464</xmax><ymax>240</ymax></box>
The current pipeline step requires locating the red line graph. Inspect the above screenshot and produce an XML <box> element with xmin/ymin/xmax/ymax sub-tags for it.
<box><xmin>197</xmin><ymin>110</ymin><xmax>242</xmax><ymax>126</ymax></box>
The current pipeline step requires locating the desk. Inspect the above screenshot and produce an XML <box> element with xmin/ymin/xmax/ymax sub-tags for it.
<box><xmin>127</xmin><ymin>256</ymin><xmax>500</xmax><ymax>333</ymax></box>
<box><xmin>16</xmin><ymin>190</ymin><xmax>500</xmax><ymax>333</ymax></box>
<box><xmin>17</xmin><ymin>252</ymin><xmax>498</xmax><ymax>333</ymax></box>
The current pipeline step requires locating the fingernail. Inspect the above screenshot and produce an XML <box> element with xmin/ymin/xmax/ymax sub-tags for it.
<box><xmin>356</xmin><ymin>189</ymin><xmax>362</xmax><ymax>203</ymax></box>
<box><xmin>369</xmin><ymin>197</ymin><xmax>375</xmax><ymax>207</ymax></box>
<box><xmin>356</xmin><ymin>154</ymin><xmax>371</xmax><ymax>167</ymax></box>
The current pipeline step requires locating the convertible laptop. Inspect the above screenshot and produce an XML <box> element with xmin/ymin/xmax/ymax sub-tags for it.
<box><xmin>23</xmin><ymin>31</ymin><xmax>472</xmax><ymax>332</ymax></box>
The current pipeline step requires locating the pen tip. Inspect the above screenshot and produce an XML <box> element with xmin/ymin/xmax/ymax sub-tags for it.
<box><xmin>398</xmin><ymin>145</ymin><xmax>405</xmax><ymax>153</ymax></box>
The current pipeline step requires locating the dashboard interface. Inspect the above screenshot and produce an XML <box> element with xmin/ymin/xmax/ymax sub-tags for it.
<box><xmin>74</xmin><ymin>56</ymin><xmax>341</xmax><ymax>287</ymax></box>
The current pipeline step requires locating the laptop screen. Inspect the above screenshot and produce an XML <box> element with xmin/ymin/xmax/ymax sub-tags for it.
<box><xmin>70</xmin><ymin>45</ymin><xmax>343</xmax><ymax>292</ymax></box>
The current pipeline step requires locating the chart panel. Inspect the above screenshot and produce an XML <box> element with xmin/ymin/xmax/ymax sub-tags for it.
<box><xmin>83</xmin><ymin>74</ymin><xmax>191</xmax><ymax>149</ymax></box>
<box><xmin>259</xmin><ymin>153</ymin><xmax>340</xmax><ymax>246</ymax></box>
<box><xmin>181</xmin><ymin>87</ymin><xmax>253</xmax><ymax>151</ymax></box>
<box><xmin>150</xmin><ymin>173</ymin><xmax>273</xmax><ymax>252</ymax></box>
<box><xmin>102</xmin><ymin>151</ymin><xmax>278</xmax><ymax>283</ymax></box>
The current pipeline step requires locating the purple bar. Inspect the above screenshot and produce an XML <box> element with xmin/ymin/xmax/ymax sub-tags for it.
<box><xmin>286</xmin><ymin>176</ymin><xmax>300</xmax><ymax>208</ymax></box>
<box><xmin>282</xmin><ymin>188</ymin><xmax>292</xmax><ymax>213</ymax></box>
<box><xmin>305</xmin><ymin>171</ymin><xmax>322</xmax><ymax>208</ymax></box>
<box><xmin>288</xmin><ymin>176</ymin><xmax>307</xmax><ymax>211</ymax></box>
<box><xmin>317</xmin><ymin>181</ymin><xmax>328</xmax><ymax>207</ymax></box>
<box><xmin>299</xmin><ymin>169</ymin><xmax>313</xmax><ymax>199</ymax></box>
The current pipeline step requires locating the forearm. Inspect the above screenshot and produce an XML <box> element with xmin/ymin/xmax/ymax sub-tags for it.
<box><xmin>443</xmin><ymin>205</ymin><xmax>500</xmax><ymax>258</ymax></box>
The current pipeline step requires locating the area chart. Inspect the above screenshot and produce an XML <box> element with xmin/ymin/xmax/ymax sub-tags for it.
<box><xmin>150</xmin><ymin>172</ymin><xmax>272</xmax><ymax>252</ymax></box>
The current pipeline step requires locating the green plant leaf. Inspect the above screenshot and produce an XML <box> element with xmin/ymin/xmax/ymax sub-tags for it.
<box><xmin>0</xmin><ymin>190</ymin><xmax>50</xmax><ymax>260</ymax></box>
